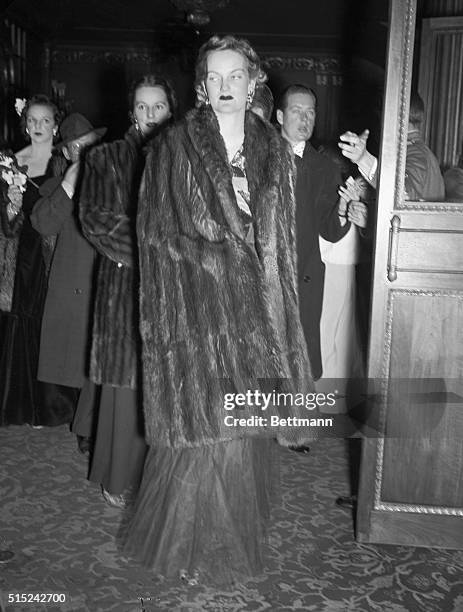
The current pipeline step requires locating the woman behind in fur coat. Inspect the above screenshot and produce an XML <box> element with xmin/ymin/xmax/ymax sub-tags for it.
<box><xmin>122</xmin><ymin>36</ymin><xmax>315</xmax><ymax>586</ymax></box>
<box><xmin>77</xmin><ymin>75</ymin><xmax>177</xmax><ymax>507</ymax></box>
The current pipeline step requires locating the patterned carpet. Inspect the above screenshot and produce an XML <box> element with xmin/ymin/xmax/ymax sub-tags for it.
<box><xmin>1</xmin><ymin>425</ymin><xmax>463</xmax><ymax>612</ymax></box>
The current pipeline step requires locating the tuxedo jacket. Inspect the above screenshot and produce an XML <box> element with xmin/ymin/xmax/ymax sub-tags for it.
<box><xmin>295</xmin><ymin>142</ymin><xmax>349</xmax><ymax>379</ymax></box>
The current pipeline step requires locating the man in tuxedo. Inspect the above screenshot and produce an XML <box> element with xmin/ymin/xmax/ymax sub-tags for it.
<box><xmin>277</xmin><ymin>84</ymin><xmax>349</xmax><ymax>381</ymax></box>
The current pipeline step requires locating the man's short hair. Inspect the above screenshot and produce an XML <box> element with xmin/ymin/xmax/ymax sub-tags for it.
<box><xmin>409</xmin><ymin>91</ymin><xmax>425</xmax><ymax>129</ymax></box>
<box><xmin>277</xmin><ymin>84</ymin><xmax>317</xmax><ymax>112</ymax></box>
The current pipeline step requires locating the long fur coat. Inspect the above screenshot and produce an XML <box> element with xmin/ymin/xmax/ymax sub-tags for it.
<box><xmin>138</xmin><ymin>106</ymin><xmax>315</xmax><ymax>448</ymax></box>
<box><xmin>79</xmin><ymin>127</ymin><xmax>144</xmax><ymax>389</ymax></box>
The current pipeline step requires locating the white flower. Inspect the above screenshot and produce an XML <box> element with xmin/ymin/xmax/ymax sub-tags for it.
<box><xmin>14</xmin><ymin>98</ymin><xmax>27</xmax><ymax>116</ymax></box>
<box><xmin>12</xmin><ymin>173</ymin><xmax>28</xmax><ymax>192</ymax></box>
<box><xmin>1</xmin><ymin>169</ymin><xmax>14</xmax><ymax>185</ymax></box>
<box><xmin>0</xmin><ymin>153</ymin><xmax>13</xmax><ymax>167</ymax></box>
<box><xmin>1</xmin><ymin>154</ymin><xmax>28</xmax><ymax>193</ymax></box>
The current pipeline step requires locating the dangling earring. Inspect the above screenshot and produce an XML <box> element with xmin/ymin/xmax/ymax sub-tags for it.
<box><xmin>129</xmin><ymin>111</ymin><xmax>140</xmax><ymax>132</ymax></box>
<box><xmin>25</xmin><ymin>128</ymin><xmax>30</xmax><ymax>135</ymax></box>
<box><xmin>202</xmin><ymin>84</ymin><xmax>210</xmax><ymax>106</ymax></box>
<box><xmin>53</xmin><ymin>128</ymin><xmax>58</xmax><ymax>136</ymax></box>
<box><xmin>246</xmin><ymin>89</ymin><xmax>255</xmax><ymax>109</ymax></box>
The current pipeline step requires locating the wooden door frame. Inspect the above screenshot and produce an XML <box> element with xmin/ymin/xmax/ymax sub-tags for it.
<box><xmin>356</xmin><ymin>0</ymin><xmax>463</xmax><ymax>548</ymax></box>
<box><xmin>357</xmin><ymin>0</ymin><xmax>415</xmax><ymax>543</ymax></box>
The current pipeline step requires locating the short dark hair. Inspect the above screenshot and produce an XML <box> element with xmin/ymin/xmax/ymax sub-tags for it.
<box><xmin>195</xmin><ymin>35</ymin><xmax>266</xmax><ymax>106</ymax></box>
<box><xmin>409</xmin><ymin>91</ymin><xmax>425</xmax><ymax>128</ymax></box>
<box><xmin>277</xmin><ymin>84</ymin><xmax>317</xmax><ymax>113</ymax></box>
<box><xmin>20</xmin><ymin>94</ymin><xmax>62</xmax><ymax>136</ymax></box>
<box><xmin>128</xmin><ymin>74</ymin><xmax>178</xmax><ymax>119</ymax></box>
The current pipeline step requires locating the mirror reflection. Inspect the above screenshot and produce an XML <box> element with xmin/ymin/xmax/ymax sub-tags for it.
<box><xmin>411</xmin><ymin>13</ymin><xmax>463</xmax><ymax>202</ymax></box>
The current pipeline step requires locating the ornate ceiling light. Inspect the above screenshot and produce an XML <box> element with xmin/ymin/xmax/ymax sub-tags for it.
<box><xmin>169</xmin><ymin>0</ymin><xmax>230</xmax><ymax>28</ymax></box>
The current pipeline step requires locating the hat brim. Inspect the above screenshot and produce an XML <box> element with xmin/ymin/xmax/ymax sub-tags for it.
<box><xmin>54</xmin><ymin>126</ymin><xmax>107</xmax><ymax>150</ymax></box>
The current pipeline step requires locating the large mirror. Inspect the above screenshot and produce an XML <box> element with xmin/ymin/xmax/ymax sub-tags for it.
<box><xmin>417</xmin><ymin>16</ymin><xmax>463</xmax><ymax>203</ymax></box>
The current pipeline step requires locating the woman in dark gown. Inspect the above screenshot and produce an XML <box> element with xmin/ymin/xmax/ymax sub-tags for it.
<box><xmin>121</xmin><ymin>36</ymin><xmax>314</xmax><ymax>587</ymax></box>
<box><xmin>0</xmin><ymin>95</ymin><xmax>75</xmax><ymax>426</ymax></box>
<box><xmin>78</xmin><ymin>75</ymin><xmax>177</xmax><ymax>507</ymax></box>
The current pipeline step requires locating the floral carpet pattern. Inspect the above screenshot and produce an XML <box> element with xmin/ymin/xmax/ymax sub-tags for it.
<box><xmin>1</xmin><ymin>425</ymin><xmax>463</xmax><ymax>612</ymax></box>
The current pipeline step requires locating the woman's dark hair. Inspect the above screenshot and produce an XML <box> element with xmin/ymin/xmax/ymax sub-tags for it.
<box><xmin>20</xmin><ymin>94</ymin><xmax>62</xmax><ymax>137</ymax></box>
<box><xmin>128</xmin><ymin>74</ymin><xmax>178</xmax><ymax>120</ymax></box>
<box><xmin>194</xmin><ymin>35</ymin><xmax>267</xmax><ymax>106</ymax></box>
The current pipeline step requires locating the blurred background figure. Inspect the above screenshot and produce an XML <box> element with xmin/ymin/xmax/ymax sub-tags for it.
<box><xmin>0</xmin><ymin>95</ymin><xmax>78</xmax><ymax>428</ymax></box>
<box><xmin>276</xmin><ymin>84</ymin><xmax>349</xmax><ymax>384</ymax></box>
<box><xmin>77</xmin><ymin>74</ymin><xmax>177</xmax><ymax>508</ymax></box>
<box><xmin>250</xmin><ymin>82</ymin><xmax>274</xmax><ymax>121</ymax></box>
<box><xmin>317</xmin><ymin>143</ymin><xmax>373</xmax><ymax>410</ymax></box>
<box><xmin>30</xmin><ymin>113</ymin><xmax>106</xmax><ymax>452</ymax></box>
<box><xmin>405</xmin><ymin>92</ymin><xmax>445</xmax><ymax>201</ymax></box>
<box><xmin>444</xmin><ymin>151</ymin><xmax>463</xmax><ymax>201</ymax></box>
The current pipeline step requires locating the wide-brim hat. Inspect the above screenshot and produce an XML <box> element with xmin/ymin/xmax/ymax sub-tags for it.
<box><xmin>55</xmin><ymin>113</ymin><xmax>107</xmax><ymax>149</ymax></box>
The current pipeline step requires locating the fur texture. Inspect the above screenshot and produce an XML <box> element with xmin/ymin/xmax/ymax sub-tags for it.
<box><xmin>138</xmin><ymin>107</ymin><xmax>315</xmax><ymax>448</ymax></box>
<box><xmin>0</xmin><ymin>232</ymin><xmax>18</xmax><ymax>311</ymax></box>
<box><xmin>79</xmin><ymin>128</ymin><xmax>143</xmax><ymax>389</ymax></box>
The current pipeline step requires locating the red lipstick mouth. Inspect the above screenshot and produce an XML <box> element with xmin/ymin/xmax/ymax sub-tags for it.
<box><xmin>219</xmin><ymin>95</ymin><xmax>233</xmax><ymax>100</ymax></box>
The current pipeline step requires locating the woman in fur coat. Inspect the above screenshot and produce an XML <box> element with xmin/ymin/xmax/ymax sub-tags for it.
<box><xmin>122</xmin><ymin>36</ymin><xmax>315</xmax><ymax>586</ymax></box>
<box><xmin>77</xmin><ymin>75</ymin><xmax>177</xmax><ymax>507</ymax></box>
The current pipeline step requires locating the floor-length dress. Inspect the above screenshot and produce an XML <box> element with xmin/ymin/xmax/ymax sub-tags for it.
<box><xmin>87</xmin><ymin>382</ymin><xmax>147</xmax><ymax>496</ymax></box>
<box><xmin>122</xmin><ymin>437</ymin><xmax>274</xmax><ymax>586</ymax></box>
<box><xmin>0</xmin><ymin>176</ymin><xmax>76</xmax><ymax>426</ymax></box>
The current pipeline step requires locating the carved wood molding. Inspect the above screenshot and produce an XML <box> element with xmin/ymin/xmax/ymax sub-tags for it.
<box><xmin>397</xmin><ymin>201</ymin><xmax>463</xmax><ymax>212</ymax></box>
<box><xmin>51</xmin><ymin>49</ymin><xmax>344</xmax><ymax>75</ymax></box>
<box><xmin>376</xmin><ymin>494</ymin><xmax>463</xmax><ymax>515</ymax></box>
<box><xmin>51</xmin><ymin>48</ymin><xmax>153</xmax><ymax>64</ymax></box>
<box><xmin>261</xmin><ymin>55</ymin><xmax>342</xmax><ymax>74</ymax></box>
<box><xmin>394</xmin><ymin>0</ymin><xmax>417</xmax><ymax>207</ymax></box>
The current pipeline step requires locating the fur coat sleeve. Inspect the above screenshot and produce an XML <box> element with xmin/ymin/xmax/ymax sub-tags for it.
<box><xmin>79</xmin><ymin>130</ymin><xmax>142</xmax><ymax>268</ymax></box>
<box><xmin>138</xmin><ymin>107</ymin><xmax>315</xmax><ymax>449</ymax></box>
<box><xmin>77</xmin><ymin>131</ymin><xmax>143</xmax><ymax>389</ymax></box>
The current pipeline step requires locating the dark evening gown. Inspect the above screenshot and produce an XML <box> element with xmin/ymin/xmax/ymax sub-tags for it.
<box><xmin>0</xmin><ymin>176</ymin><xmax>76</xmax><ymax>426</ymax></box>
<box><xmin>122</xmin><ymin>437</ymin><xmax>274</xmax><ymax>586</ymax></box>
